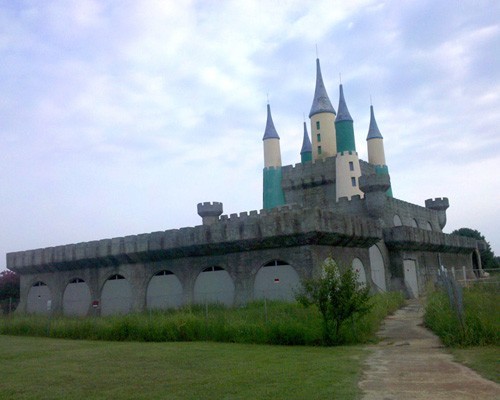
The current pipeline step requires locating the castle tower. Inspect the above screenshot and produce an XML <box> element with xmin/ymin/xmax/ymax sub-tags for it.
<box><xmin>300</xmin><ymin>121</ymin><xmax>312</xmax><ymax>163</ymax></box>
<box><xmin>262</xmin><ymin>104</ymin><xmax>285</xmax><ymax>209</ymax></box>
<box><xmin>309</xmin><ymin>58</ymin><xmax>337</xmax><ymax>160</ymax></box>
<box><xmin>335</xmin><ymin>84</ymin><xmax>363</xmax><ymax>201</ymax></box>
<box><xmin>366</xmin><ymin>105</ymin><xmax>393</xmax><ymax>197</ymax></box>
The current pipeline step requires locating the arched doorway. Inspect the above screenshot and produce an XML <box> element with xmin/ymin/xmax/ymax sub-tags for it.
<box><xmin>194</xmin><ymin>267</ymin><xmax>234</xmax><ymax>306</ymax></box>
<box><xmin>369</xmin><ymin>245</ymin><xmax>386</xmax><ymax>291</ymax></box>
<box><xmin>254</xmin><ymin>260</ymin><xmax>301</xmax><ymax>301</ymax></box>
<box><xmin>351</xmin><ymin>258</ymin><xmax>367</xmax><ymax>286</ymax></box>
<box><xmin>147</xmin><ymin>270</ymin><xmax>183</xmax><ymax>310</ymax></box>
<box><xmin>27</xmin><ymin>281</ymin><xmax>52</xmax><ymax>314</ymax></box>
<box><xmin>63</xmin><ymin>278</ymin><xmax>91</xmax><ymax>316</ymax></box>
<box><xmin>101</xmin><ymin>274</ymin><xmax>133</xmax><ymax>316</ymax></box>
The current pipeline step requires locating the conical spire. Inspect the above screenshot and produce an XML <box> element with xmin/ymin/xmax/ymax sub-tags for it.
<box><xmin>300</xmin><ymin>122</ymin><xmax>312</xmax><ymax>154</ymax></box>
<box><xmin>367</xmin><ymin>105</ymin><xmax>383</xmax><ymax>140</ymax></box>
<box><xmin>336</xmin><ymin>84</ymin><xmax>353</xmax><ymax>122</ymax></box>
<box><xmin>262</xmin><ymin>104</ymin><xmax>280</xmax><ymax>140</ymax></box>
<box><xmin>309</xmin><ymin>58</ymin><xmax>336</xmax><ymax>118</ymax></box>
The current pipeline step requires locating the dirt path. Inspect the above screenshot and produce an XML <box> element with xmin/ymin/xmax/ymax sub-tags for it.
<box><xmin>358</xmin><ymin>299</ymin><xmax>500</xmax><ymax>399</ymax></box>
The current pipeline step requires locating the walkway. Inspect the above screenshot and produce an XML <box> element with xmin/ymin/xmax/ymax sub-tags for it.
<box><xmin>358</xmin><ymin>300</ymin><xmax>500</xmax><ymax>399</ymax></box>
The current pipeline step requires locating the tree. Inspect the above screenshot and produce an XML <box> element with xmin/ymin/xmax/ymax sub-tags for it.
<box><xmin>0</xmin><ymin>270</ymin><xmax>20</xmax><ymax>314</ymax></box>
<box><xmin>296</xmin><ymin>258</ymin><xmax>372</xmax><ymax>345</ymax></box>
<box><xmin>451</xmin><ymin>228</ymin><xmax>498</xmax><ymax>270</ymax></box>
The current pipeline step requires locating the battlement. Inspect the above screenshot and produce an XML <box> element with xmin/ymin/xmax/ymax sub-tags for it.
<box><xmin>384</xmin><ymin>226</ymin><xmax>478</xmax><ymax>253</ymax></box>
<box><xmin>197</xmin><ymin>201</ymin><xmax>224</xmax><ymax>226</ymax></box>
<box><xmin>7</xmin><ymin>205</ymin><xmax>382</xmax><ymax>274</ymax></box>
<box><xmin>359</xmin><ymin>174</ymin><xmax>391</xmax><ymax>194</ymax></box>
<box><xmin>425</xmin><ymin>197</ymin><xmax>449</xmax><ymax>211</ymax></box>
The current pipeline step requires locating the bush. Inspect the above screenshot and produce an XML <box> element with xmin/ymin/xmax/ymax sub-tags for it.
<box><xmin>295</xmin><ymin>258</ymin><xmax>372</xmax><ymax>345</ymax></box>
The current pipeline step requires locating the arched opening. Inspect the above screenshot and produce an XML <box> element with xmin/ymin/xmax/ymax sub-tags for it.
<box><xmin>194</xmin><ymin>266</ymin><xmax>234</xmax><ymax>306</ymax></box>
<box><xmin>410</xmin><ymin>219</ymin><xmax>418</xmax><ymax>228</ymax></box>
<box><xmin>351</xmin><ymin>258</ymin><xmax>367</xmax><ymax>286</ymax></box>
<box><xmin>393</xmin><ymin>214</ymin><xmax>402</xmax><ymax>226</ymax></box>
<box><xmin>369</xmin><ymin>245</ymin><xmax>386</xmax><ymax>291</ymax></box>
<box><xmin>63</xmin><ymin>278</ymin><xmax>91</xmax><ymax>316</ymax></box>
<box><xmin>101</xmin><ymin>274</ymin><xmax>133</xmax><ymax>316</ymax></box>
<box><xmin>425</xmin><ymin>221</ymin><xmax>432</xmax><ymax>231</ymax></box>
<box><xmin>147</xmin><ymin>270</ymin><xmax>183</xmax><ymax>310</ymax></box>
<box><xmin>27</xmin><ymin>281</ymin><xmax>52</xmax><ymax>314</ymax></box>
<box><xmin>254</xmin><ymin>260</ymin><xmax>301</xmax><ymax>301</ymax></box>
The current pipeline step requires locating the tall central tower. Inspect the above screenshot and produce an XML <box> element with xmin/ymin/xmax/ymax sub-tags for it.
<box><xmin>309</xmin><ymin>58</ymin><xmax>336</xmax><ymax>160</ymax></box>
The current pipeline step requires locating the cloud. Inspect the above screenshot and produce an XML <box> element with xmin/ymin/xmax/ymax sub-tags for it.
<box><xmin>1</xmin><ymin>0</ymin><xmax>499</xmax><ymax>265</ymax></box>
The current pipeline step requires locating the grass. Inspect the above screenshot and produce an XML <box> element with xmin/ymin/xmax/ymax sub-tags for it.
<box><xmin>0</xmin><ymin>292</ymin><xmax>404</xmax><ymax>346</ymax></box>
<box><xmin>424</xmin><ymin>282</ymin><xmax>500</xmax><ymax>347</ymax></box>
<box><xmin>450</xmin><ymin>346</ymin><xmax>500</xmax><ymax>384</ymax></box>
<box><xmin>0</xmin><ymin>335</ymin><xmax>367</xmax><ymax>400</ymax></box>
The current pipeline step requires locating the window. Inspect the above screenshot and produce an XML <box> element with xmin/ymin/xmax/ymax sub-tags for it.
<box><xmin>317</xmin><ymin>133</ymin><xmax>321</xmax><ymax>142</ymax></box>
<box><xmin>318</xmin><ymin>146</ymin><xmax>322</xmax><ymax>155</ymax></box>
<box><xmin>203</xmin><ymin>266</ymin><xmax>224</xmax><ymax>272</ymax></box>
<box><xmin>351</xmin><ymin>177</ymin><xmax>356</xmax><ymax>187</ymax></box>
<box><xmin>349</xmin><ymin>161</ymin><xmax>354</xmax><ymax>171</ymax></box>
<box><xmin>316</xmin><ymin>121</ymin><xmax>320</xmax><ymax>129</ymax></box>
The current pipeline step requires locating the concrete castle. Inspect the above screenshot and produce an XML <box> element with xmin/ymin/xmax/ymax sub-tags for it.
<box><xmin>7</xmin><ymin>58</ymin><xmax>482</xmax><ymax>316</ymax></box>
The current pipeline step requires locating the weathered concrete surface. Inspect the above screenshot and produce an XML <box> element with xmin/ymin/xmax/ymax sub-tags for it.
<box><xmin>359</xmin><ymin>300</ymin><xmax>500</xmax><ymax>399</ymax></box>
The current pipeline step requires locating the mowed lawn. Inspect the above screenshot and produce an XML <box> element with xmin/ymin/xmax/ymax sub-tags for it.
<box><xmin>0</xmin><ymin>335</ymin><xmax>367</xmax><ymax>400</ymax></box>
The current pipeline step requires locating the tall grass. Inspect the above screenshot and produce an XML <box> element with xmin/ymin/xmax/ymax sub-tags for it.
<box><xmin>424</xmin><ymin>283</ymin><xmax>500</xmax><ymax>347</ymax></box>
<box><xmin>0</xmin><ymin>292</ymin><xmax>404</xmax><ymax>346</ymax></box>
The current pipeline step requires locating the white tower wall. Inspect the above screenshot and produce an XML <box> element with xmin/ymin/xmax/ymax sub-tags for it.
<box><xmin>335</xmin><ymin>152</ymin><xmax>363</xmax><ymax>201</ymax></box>
<box><xmin>367</xmin><ymin>138</ymin><xmax>386</xmax><ymax>166</ymax></box>
<box><xmin>263</xmin><ymin>138</ymin><xmax>282</xmax><ymax>168</ymax></box>
<box><xmin>310</xmin><ymin>113</ymin><xmax>336</xmax><ymax>160</ymax></box>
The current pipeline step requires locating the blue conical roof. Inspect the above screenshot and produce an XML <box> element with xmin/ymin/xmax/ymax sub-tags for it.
<box><xmin>300</xmin><ymin>122</ymin><xmax>312</xmax><ymax>154</ymax></box>
<box><xmin>309</xmin><ymin>59</ymin><xmax>336</xmax><ymax>118</ymax></box>
<box><xmin>367</xmin><ymin>105</ymin><xmax>383</xmax><ymax>140</ymax></box>
<box><xmin>336</xmin><ymin>84</ymin><xmax>353</xmax><ymax>122</ymax></box>
<box><xmin>262</xmin><ymin>104</ymin><xmax>280</xmax><ymax>140</ymax></box>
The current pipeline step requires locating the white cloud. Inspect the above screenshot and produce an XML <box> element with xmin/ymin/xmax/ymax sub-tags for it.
<box><xmin>1</xmin><ymin>0</ymin><xmax>499</xmax><ymax>267</ymax></box>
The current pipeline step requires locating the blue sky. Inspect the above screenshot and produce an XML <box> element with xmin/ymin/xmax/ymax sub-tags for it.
<box><xmin>1</xmin><ymin>0</ymin><xmax>499</xmax><ymax>270</ymax></box>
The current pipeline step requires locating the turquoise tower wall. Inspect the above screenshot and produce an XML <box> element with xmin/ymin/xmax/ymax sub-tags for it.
<box><xmin>301</xmin><ymin>152</ymin><xmax>312</xmax><ymax>163</ymax></box>
<box><xmin>335</xmin><ymin>120</ymin><xmax>356</xmax><ymax>153</ymax></box>
<box><xmin>263</xmin><ymin>167</ymin><xmax>286</xmax><ymax>209</ymax></box>
<box><xmin>375</xmin><ymin>165</ymin><xmax>393</xmax><ymax>197</ymax></box>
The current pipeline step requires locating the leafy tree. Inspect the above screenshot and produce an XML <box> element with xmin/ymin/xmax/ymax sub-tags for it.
<box><xmin>0</xmin><ymin>270</ymin><xmax>20</xmax><ymax>314</ymax></box>
<box><xmin>296</xmin><ymin>258</ymin><xmax>371</xmax><ymax>345</ymax></box>
<box><xmin>451</xmin><ymin>228</ymin><xmax>498</xmax><ymax>270</ymax></box>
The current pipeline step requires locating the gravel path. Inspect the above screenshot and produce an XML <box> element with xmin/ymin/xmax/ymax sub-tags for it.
<box><xmin>358</xmin><ymin>300</ymin><xmax>500</xmax><ymax>399</ymax></box>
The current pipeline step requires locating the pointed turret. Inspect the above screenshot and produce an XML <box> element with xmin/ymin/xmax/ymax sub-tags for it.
<box><xmin>335</xmin><ymin>84</ymin><xmax>363</xmax><ymax>201</ymax></box>
<box><xmin>367</xmin><ymin>105</ymin><xmax>383</xmax><ymax>140</ymax></box>
<box><xmin>335</xmin><ymin>84</ymin><xmax>356</xmax><ymax>153</ymax></box>
<box><xmin>300</xmin><ymin>122</ymin><xmax>312</xmax><ymax>163</ymax></box>
<box><xmin>309</xmin><ymin>59</ymin><xmax>336</xmax><ymax>118</ymax></box>
<box><xmin>366</xmin><ymin>105</ymin><xmax>392</xmax><ymax>197</ymax></box>
<box><xmin>263</xmin><ymin>104</ymin><xmax>280</xmax><ymax>141</ymax></box>
<box><xmin>262</xmin><ymin>104</ymin><xmax>282</xmax><ymax>168</ymax></box>
<box><xmin>309</xmin><ymin>58</ymin><xmax>337</xmax><ymax>160</ymax></box>
<box><xmin>262</xmin><ymin>103</ymin><xmax>285</xmax><ymax>209</ymax></box>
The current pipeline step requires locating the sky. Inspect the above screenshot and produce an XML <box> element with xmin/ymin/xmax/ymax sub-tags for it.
<box><xmin>1</xmin><ymin>0</ymin><xmax>499</xmax><ymax>271</ymax></box>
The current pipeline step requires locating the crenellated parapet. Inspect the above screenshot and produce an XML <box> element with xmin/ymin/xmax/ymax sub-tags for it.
<box><xmin>7</xmin><ymin>205</ymin><xmax>382</xmax><ymax>274</ymax></box>
<box><xmin>425</xmin><ymin>197</ymin><xmax>449</xmax><ymax>229</ymax></box>
<box><xmin>384</xmin><ymin>226</ymin><xmax>478</xmax><ymax>253</ymax></box>
<box><xmin>197</xmin><ymin>201</ymin><xmax>223</xmax><ymax>226</ymax></box>
<box><xmin>359</xmin><ymin>174</ymin><xmax>391</xmax><ymax>218</ymax></box>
